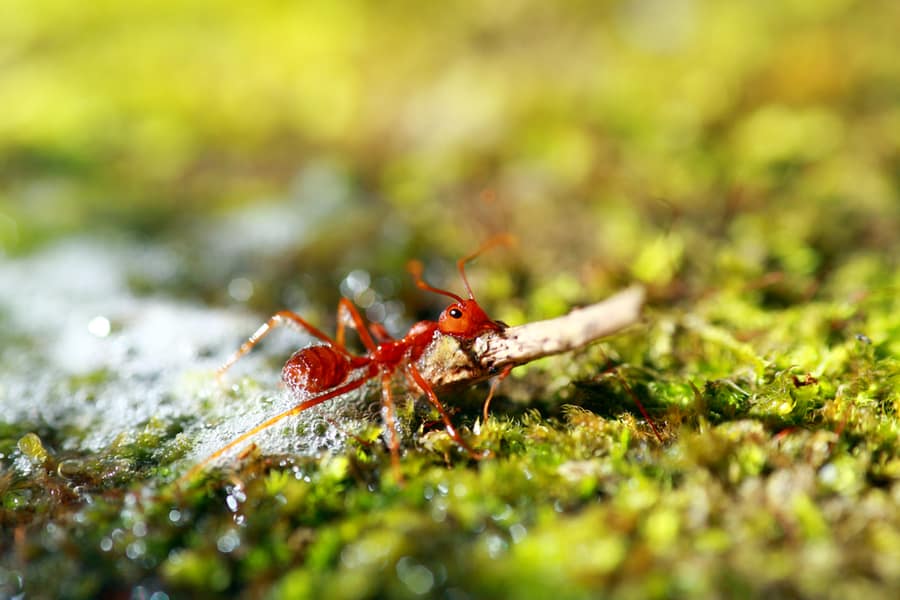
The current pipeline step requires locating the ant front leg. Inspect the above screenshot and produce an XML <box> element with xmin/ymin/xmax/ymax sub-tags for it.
<box><xmin>596</xmin><ymin>363</ymin><xmax>664</xmax><ymax>444</ymax></box>
<box><xmin>481</xmin><ymin>364</ymin><xmax>513</xmax><ymax>422</ymax></box>
<box><xmin>218</xmin><ymin>310</ymin><xmax>350</xmax><ymax>378</ymax></box>
<box><xmin>406</xmin><ymin>364</ymin><xmax>491</xmax><ymax>460</ymax></box>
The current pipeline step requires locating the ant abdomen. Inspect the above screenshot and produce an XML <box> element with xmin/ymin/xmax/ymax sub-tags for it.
<box><xmin>282</xmin><ymin>345</ymin><xmax>351</xmax><ymax>393</ymax></box>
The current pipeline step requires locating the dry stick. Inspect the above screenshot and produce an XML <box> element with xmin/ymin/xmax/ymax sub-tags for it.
<box><xmin>416</xmin><ymin>286</ymin><xmax>646</xmax><ymax>390</ymax></box>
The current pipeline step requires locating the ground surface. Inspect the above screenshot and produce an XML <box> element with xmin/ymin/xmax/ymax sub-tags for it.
<box><xmin>1</xmin><ymin>2</ymin><xmax>899</xmax><ymax>599</ymax></box>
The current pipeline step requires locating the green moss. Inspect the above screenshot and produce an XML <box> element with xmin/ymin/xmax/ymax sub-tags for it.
<box><xmin>2</xmin><ymin>1</ymin><xmax>900</xmax><ymax>598</ymax></box>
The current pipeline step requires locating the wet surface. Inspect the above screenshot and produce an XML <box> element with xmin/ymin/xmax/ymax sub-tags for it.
<box><xmin>2</xmin><ymin>2</ymin><xmax>900</xmax><ymax>598</ymax></box>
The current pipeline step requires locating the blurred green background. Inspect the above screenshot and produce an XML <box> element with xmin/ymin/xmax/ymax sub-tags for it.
<box><xmin>3</xmin><ymin>0</ymin><xmax>896</xmax><ymax>277</ymax></box>
<box><xmin>1</xmin><ymin>1</ymin><xmax>899</xmax><ymax>599</ymax></box>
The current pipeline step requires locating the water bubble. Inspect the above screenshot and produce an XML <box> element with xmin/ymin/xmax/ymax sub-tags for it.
<box><xmin>341</xmin><ymin>270</ymin><xmax>371</xmax><ymax>296</ymax></box>
<box><xmin>216</xmin><ymin>530</ymin><xmax>241</xmax><ymax>554</ymax></box>
<box><xmin>57</xmin><ymin>458</ymin><xmax>85</xmax><ymax>480</ymax></box>
<box><xmin>126</xmin><ymin>540</ymin><xmax>146</xmax><ymax>560</ymax></box>
<box><xmin>396</xmin><ymin>556</ymin><xmax>434</xmax><ymax>596</ymax></box>
<box><xmin>365</xmin><ymin>302</ymin><xmax>386</xmax><ymax>324</ymax></box>
<box><xmin>87</xmin><ymin>316</ymin><xmax>111</xmax><ymax>338</ymax></box>
<box><xmin>355</xmin><ymin>288</ymin><xmax>377</xmax><ymax>309</ymax></box>
<box><xmin>228</xmin><ymin>278</ymin><xmax>254</xmax><ymax>302</ymax></box>
<box><xmin>484</xmin><ymin>534</ymin><xmax>508</xmax><ymax>558</ymax></box>
<box><xmin>509</xmin><ymin>523</ymin><xmax>527</xmax><ymax>543</ymax></box>
<box><xmin>132</xmin><ymin>521</ymin><xmax>148</xmax><ymax>538</ymax></box>
<box><xmin>491</xmin><ymin>504</ymin><xmax>514</xmax><ymax>523</ymax></box>
<box><xmin>430</xmin><ymin>497</ymin><xmax>448</xmax><ymax>523</ymax></box>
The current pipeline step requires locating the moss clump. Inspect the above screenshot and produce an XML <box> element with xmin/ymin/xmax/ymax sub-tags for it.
<box><xmin>2</xmin><ymin>1</ymin><xmax>899</xmax><ymax>599</ymax></box>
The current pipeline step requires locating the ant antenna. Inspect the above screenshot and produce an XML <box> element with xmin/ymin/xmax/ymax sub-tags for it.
<box><xmin>407</xmin><ymin>260</ymin><xmax>465</xmax><ymax>303</ymax></box>
<box><xmin>456</xmin><ymin>234</ymin><xmax>516</xmax><ymax>300</ymax></box>
<box><xmin>408</xmin><ymin>234</ymin><xmax>515</xmax><ymax>302</ymax></box>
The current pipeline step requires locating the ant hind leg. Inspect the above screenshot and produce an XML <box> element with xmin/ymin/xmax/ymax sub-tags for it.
<box><xmin>379</xmin><ymin>372</ymin><xmax>404</xmax><ymax>484</ymax></box>
<box><xmin>219</xmin><ymin>310</ymin><xmax>350</xmax><ymax>378</ymax></box>
<box><xmin>177</xmin><ymin>369</ymin><xmax>376</xmax><ymax>487</ymax></box>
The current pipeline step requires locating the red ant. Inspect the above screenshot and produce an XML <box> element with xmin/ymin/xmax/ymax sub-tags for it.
<box><xmin>179</xmin><ymin>237</ymin><xmax>512</xmax><ymax>484</ymax></box>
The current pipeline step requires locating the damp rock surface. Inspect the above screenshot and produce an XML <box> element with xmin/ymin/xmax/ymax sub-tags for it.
<box><xmin>2</xmin><ymin>3</ymin><xmax>900</xmax><ymax>599</ymax></box>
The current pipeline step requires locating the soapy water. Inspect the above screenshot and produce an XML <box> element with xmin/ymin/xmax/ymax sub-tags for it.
<box><xmin>0</xmin><ymin>236</ymin><xmax>393</xmax><ymax>478</ymax></box>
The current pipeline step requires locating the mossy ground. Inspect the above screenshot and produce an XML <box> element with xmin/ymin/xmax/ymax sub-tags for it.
<box><xmin>2</xmin><ymin>2</ymin><xmax>899</xmax><ymax>599</ymax></box>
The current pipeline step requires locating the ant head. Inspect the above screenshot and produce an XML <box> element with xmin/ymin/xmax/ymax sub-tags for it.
<box><xmin>438</xmin><ymin>299</ymin><xmax>505</xmax><ymax>337</ymax></box>
<box><xmin>407</xmin><ymin>235</ymin><xmax>513</xmax><ymax>339</ymax></box>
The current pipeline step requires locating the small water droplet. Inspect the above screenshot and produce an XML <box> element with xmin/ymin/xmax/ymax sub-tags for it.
<box><xmin>87</xmin><ymin>315</ymin><xmax>111</xmax><ymax>337</ymax></box>
<box><xmin>132</xmin><ymin>521</ymin><xmax>148</xmax><ymax>538</ymax></box>
<box><xmin>509</xmin><ymin>523</ymin><xmax>527</xmax><ymax>543</ymax></box>
<box><xmin>216</xmin><ymin>530</ymin><xmax>241</xmax><ymax>554</ymax></box>
<box><xmin>228</xmin><ymin>278</ymin><xmax>254</xmax><ymax>302</ymax></box>
<box><xmin>484</xmin><ymin>534</ymin><xmax>507</xmax><ymax>558</ymax></box>
<box><xmin>341</xmin><ymin>270</ymin><xmax>371</xmax><ymax>296</ymax></box>
<box><xmin>396</xmin><ymin>556</ymin><xmax>434</xmax><ymax>595</ymax></box>
<box><xmin>126</xmin><ymin>540</ymin><xmax>146</xmax><ymax>560</ymax></box>
<box><xmin>57</xmin><ymin>458</ymin><xmax>84</xmax><ymax>480</ymax></box>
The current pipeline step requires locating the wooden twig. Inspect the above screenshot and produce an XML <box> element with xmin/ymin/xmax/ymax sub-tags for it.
<box><xmin>416</xmin><ymin>286</ymin><xmax>646</xmax><ymax>389</ymax></box>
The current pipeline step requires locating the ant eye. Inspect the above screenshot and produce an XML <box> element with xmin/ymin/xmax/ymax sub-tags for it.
<box><xmin>449</xmin><ymin>308</ymin><xmax>463</xmax><ymax>319</ymax></box>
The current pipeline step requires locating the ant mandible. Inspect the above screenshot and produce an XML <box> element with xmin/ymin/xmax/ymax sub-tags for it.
<box><xmin>180</xmin><ymin>236</ymin><xmax>513</xmax><ymax>484</ymax></box>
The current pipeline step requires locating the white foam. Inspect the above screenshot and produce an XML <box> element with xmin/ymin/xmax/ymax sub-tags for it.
<box><xmin>0</xmin><ymin>236</ymin><xmax>381</xmax><ymax>475</ymax></box>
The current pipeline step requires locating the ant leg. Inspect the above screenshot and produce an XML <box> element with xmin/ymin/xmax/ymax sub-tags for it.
<box><xmin>406</xmin><ymin>364</ymin><xmax>489</xmax><ymax>460</ymax></box>
<box><xmin>379</xmin><ymin>372</ymin><xmax>403</xmax><ymax>483</ymax></box>
<box><xmin>177</xmin><ymin>365</ymin><xmax>377</xmax><ymax>486</ymax></box>
<box><xmin>482</xmin><ymin>364</ymin><xmax>513</xmax><ymax>422</ymax></box>
<box><xmin>368</xmin><ymin>322</ymin><xmax>394</xmax><ymax>342</ymax></box>
<box><xmin>219</xmin><ymin>310</ymin><xmax>350</xmax><ymax>378</ymax></box>
<box><xmin>337</xmin><ymin>298</ymin><xmax>392</xmax><ymax>343</ymax></box>
<box><xmin>336</xmin><ymin>298</ymin><xmax>378</xmax><ymax>352</ymax></box>
<box><xmin>614</xmin><ymin>371</ymin><xmax>664</xmax><ymax>443</ymax></box>
<box><xmin>597</xmin><ymin>363</ymin><xmax>664</xmax><ymax>444</ymax></box>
